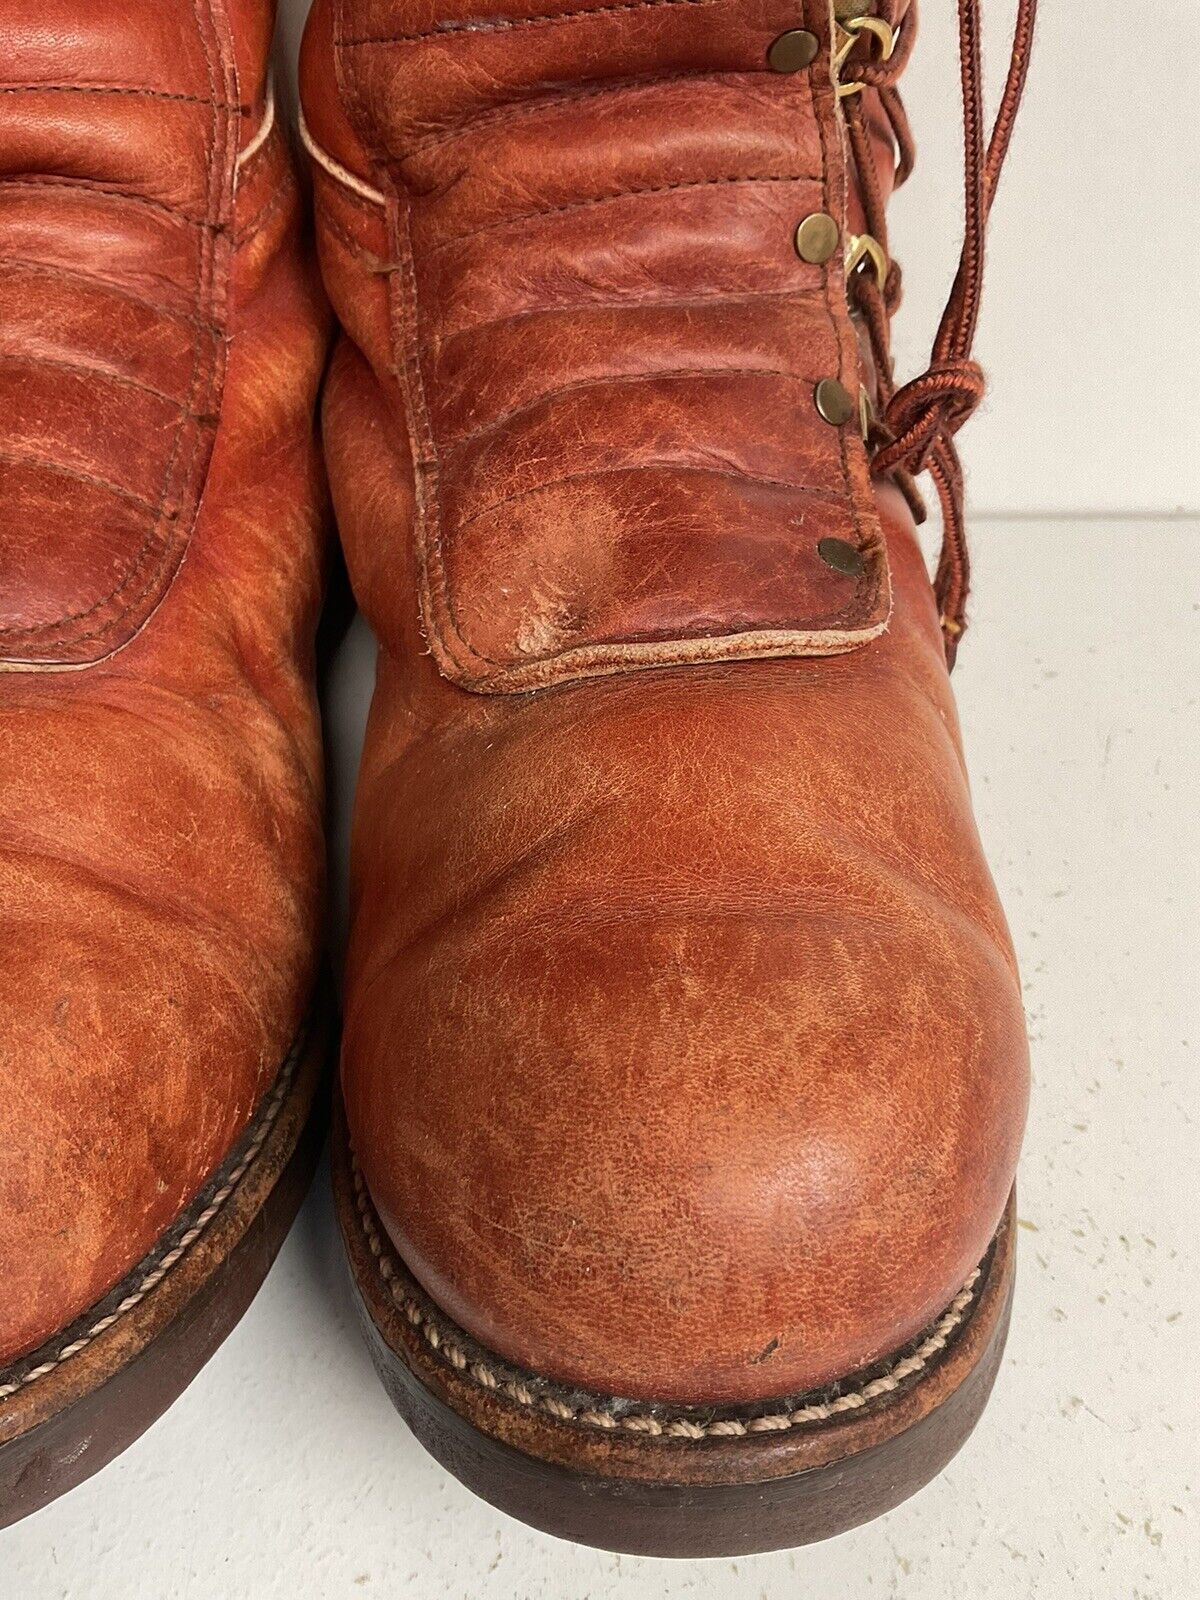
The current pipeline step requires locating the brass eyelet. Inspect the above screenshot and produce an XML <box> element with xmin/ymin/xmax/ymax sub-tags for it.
<box><xmin>767</xmin><ymin>29</ymin><xmax>820</xmax><ymax>72</ymax></box>
<box><xmin>794</xmin><ymin>211</ymin><xmax>840</xmax><ymax>264</ymax></box>
<box><xmin>814</xmin><ymin>377</ymin><xmax>856</xmax><ymax>427</ymax></box>
<box><xmin>817</xmin><ymin>536</ymin><xmax>866</xmax><ymax>577</ymax></box>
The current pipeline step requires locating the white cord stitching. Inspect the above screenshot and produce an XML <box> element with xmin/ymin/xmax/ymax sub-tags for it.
<box><xmin>298</xmin><ymin>108</ymin><xmax>386</xmax><ymax>206</ymax></box>
<box><xmin>352</xmin><ymin>1159</ymin><xmax>982</xmax><ymax>1439</ymax></box>
<box><xmin>0</xmin><ymin>1035</ymin><xmax>304</xmax><ymax>1401</ymax></box>
<box><xmin>235</xmin><ymin>76</ymin><xmax>276</xmax><ymax>172</ymax></box>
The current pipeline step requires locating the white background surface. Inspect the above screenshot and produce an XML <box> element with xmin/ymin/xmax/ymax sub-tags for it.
<box><xmin>6</xmin><ymin>2</ymin><xmax>1200</xmax><ymax>1594</ymax></box>
<box><xmin>7</xmin><ymin>520</ymin><xmax>1199</xmax><ymax>1597</ymax></box>
<box><xmin>883</xmin><ymin>2</ymin><xmax>1200</xmax><ymax>517</ymax></box>
<box><xmin>275</xmin><ymin>0</ymin><xmax>1200</xmax><ymax>516</ymax></box>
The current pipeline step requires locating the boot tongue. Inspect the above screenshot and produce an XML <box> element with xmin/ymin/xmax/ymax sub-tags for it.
<box><xmin>337</xmin><ymin>0</ymin><xmax>892</xmax><ymax>693</ymax></box>
<box><xmin>0</xmin><ymin>1</ymin><xmax>243</xmax><ymax>668</ymax></box>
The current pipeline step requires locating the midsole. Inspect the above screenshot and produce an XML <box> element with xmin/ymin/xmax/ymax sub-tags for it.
<box><xmin>0</xmin><ymin>996</ymin><xmax>325</xmax><ymax>1424</ymax></box>
<box><xmin>339</xmin><ymin>1110</ymin><xmax>1014</xmax><ymax>1485</ymax></box>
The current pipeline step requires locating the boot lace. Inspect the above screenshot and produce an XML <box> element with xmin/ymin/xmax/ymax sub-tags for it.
<box><xmin>835</xmin><ymin>0</ymin><xmax>1037</xmax><ymax>662</ymax></box>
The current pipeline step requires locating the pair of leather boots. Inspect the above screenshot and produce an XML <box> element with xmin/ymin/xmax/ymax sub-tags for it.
<box><xmin>0</xmin><ymin>0</ymin><xmax>1035</xmax><ymax>1556</ymax></box>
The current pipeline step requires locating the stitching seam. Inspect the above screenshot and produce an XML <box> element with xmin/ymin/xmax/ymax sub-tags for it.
<box><xmin>428</xmin><ymin>173</ymin><xmax>821</xmax><ymax>253</ymax></box>
<box><xmin>0</xmin><ymin>1029</ymin><xmax>305</xmax><ymax>1401</ymax></box>
<box><xmin>335</xmin><ymin>0</ymin><xmax>476</xmax><ymax>676</ymax></box>
<box><xmin>342</xmin><ymin>2</ymin><xmax>881</xmax><ymax>678</ymax></box>
<box><xmin>455</xmin><ymin>464</ymin><xmax>854</xmax><ymax>534</ymax></box>
<box><xmin>54</xmin><ymin>0</ymin><xmax>228</xmax><ymax>654</ymax></box>
<box><xmin>352</xmin><ymin>1159</ymin><xmax>982</xmax><ymax>1439</ymax></box>
<box><xmin>0</xmin><ymin>450</ymin><xmax>163</xmax><ymax>516</ymax></box>
<box><xmin>805</xmin><ymin>0</ymin><xmax>870</xmax><ymax>592</ymax></box>
<box><xmin>1</xmin><ymin>0</ymin><xmax>236</xmax><ymax>656</ymax></box>
<box><xmin>406</xmin><ymin>70</ymin><xmax>759</xmax><ymax>155</ymax></box>
<box><xmin>318</xmin><ymin>208</ymin><xmax>398</xmax><ymax>270</ymax></box>
<box><xmin>0</xmin><ymin>257</ymin><xmax>220</xmax><ymax>333</ymax></box>
<box><xmin>0</xmin><ymin>177</ymin><xmax>210</xmax><ymax>229</ymax></box>
<box><xmin>443</xmin><ymin>366</ymin><xmax>845</xmax><ymax>455</ymax></box>
<box><xmin>0</xmin><ymin>350</ymin><xmax>186</xmax><ymax>407</ymax></box>
<box><xmin>424</xmin><ymin>286</ymin><xmax>833</xmax><ymax>358</ymax></box>
<box><xmin>232</xmin><ymin>180</ymin><xmax>291</xmax><ymax>248</ymax></box>
<box><xmin>0</xmin><ymin>84</ymin><xmax>240</xmax><ymax>107</ymax></box>
<box><xmin>343</xmin><ymin>0</ymin><xmax>718</xmax><ymax>48</ymax></box>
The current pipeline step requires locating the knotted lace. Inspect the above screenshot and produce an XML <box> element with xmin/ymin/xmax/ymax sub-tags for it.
<box><xmin>839</xmin><ymin>0</ymin><xmax>1037</xmax><ymax>660</ymax></box>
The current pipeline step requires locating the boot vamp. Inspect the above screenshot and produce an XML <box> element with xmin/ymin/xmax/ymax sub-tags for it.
<box><xmin>0</xmin><ymin>1</ymin><xmax>328</xmax><ymax>1363</ymax></box>
<box><xmin>344</xmin><ymin>507</ymin><xmax>1028</xmax><ymax>1406</ymax></box>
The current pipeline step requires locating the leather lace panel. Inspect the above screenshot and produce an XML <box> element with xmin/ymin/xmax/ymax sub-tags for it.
<box><xmin>336</xmin><ymin>0</ymin><xmax>891</xmax><ymax>692</ymax></box>
<box><xmin>0</xmin><ymin>0</ymin><xmax>241</xmax><ymax>667</ymax></box>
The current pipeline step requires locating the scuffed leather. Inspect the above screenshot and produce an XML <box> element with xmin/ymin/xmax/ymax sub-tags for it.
<box><xmin>0</xmin><ymin>0</ymin><xmax>328</xmax><ymax>1363</ymax></box>
<box><xmin>305</xmin><ymin>0</ymin><xmax>1029</xmax><ymax>1404</ymax></box>
<box><xmin>305</xmin><ymin>0</ymin><xmax>890</xmax><ymax>692</ymax></box>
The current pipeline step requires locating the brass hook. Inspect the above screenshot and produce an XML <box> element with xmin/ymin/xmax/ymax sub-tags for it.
<box><xmin>833</xmin><ymin>16</ymin><xmax>896</xmax><ymax>98</ymax></box>
<box><xmin>845</xmin><ymin>232</ymin><xmax>889</xmax><ymax>290</ymax></box>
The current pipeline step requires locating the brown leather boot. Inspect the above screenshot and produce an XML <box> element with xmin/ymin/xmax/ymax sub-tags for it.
<box><xmin>302</xmin><ymin>0</ymin><xmax>1035</xmax><ymax>1554</ymax></box>
<box><xmin>0</xmin><ymin>0</ymin><xmax>330</xmax><ymax>1523</ymax></box>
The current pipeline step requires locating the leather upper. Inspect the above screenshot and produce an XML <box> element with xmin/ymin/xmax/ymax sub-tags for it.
<box><xmin>304</xmin><ymin>0</ymin><xmax>1029</xmax><ymax>1404</ymax></box>
<box><xmin>0</xmin><ymin>0</ymin><xmax>279</xmax><ymax>667</ymax></box>
<box><xmin>305</xmin><ymin>0</ymin><xmax>893</xmax><ymax>691</ymax></box>
<box><xmin>0</xmin><ymin>0</ymin><xmax>328</xmax><ymax>1363</ymax></box>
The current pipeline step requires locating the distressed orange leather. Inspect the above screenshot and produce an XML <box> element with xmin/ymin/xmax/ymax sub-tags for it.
<box><xmin>304</xmin><ymin>0</ymin><xmax>1029</xmax><ymax>1404</ymax></box>
<box><xmin>0</xmin><ymin>0</ymin><xmax>328</xmax><ymax>1362</ymax></box>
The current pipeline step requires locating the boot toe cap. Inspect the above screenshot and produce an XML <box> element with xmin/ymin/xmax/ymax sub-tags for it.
<box><xmin>345</xmin><ymin>899</ymin><xmax>1027</xmax><ymax>1406</ymax></box>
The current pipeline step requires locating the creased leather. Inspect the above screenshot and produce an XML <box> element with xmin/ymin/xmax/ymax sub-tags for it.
<box><xmin>304</xmin><ymin>0</ymin><xmax>1030</xmax><ymax>1405</ymax></box>
<box><xmin>308</xmin><ymin>0</ymin><xmax>890</xmax><ymax>692</ymax></box>
<box><xmin>0</xmin><ymin>0</ymin><xmax>329</xmax><ymax>1364</ymax></box>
